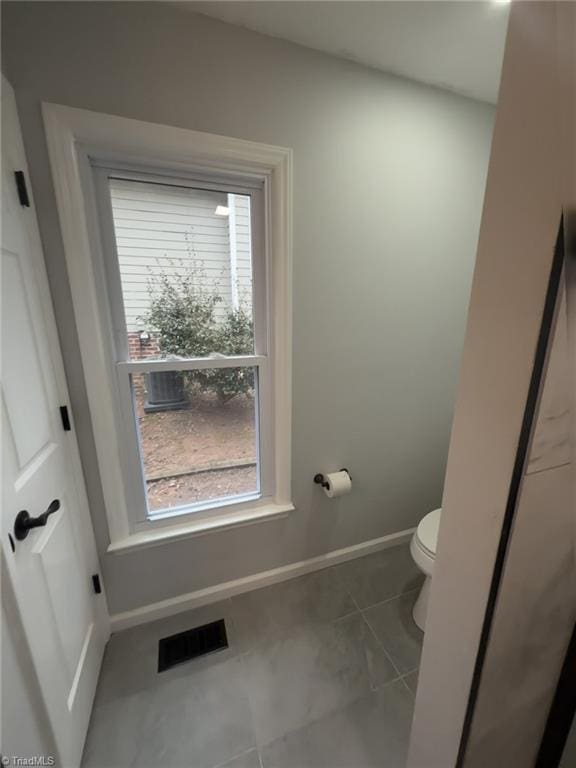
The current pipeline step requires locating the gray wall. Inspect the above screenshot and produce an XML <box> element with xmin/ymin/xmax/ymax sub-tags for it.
<box><xmin>1</xmin><ymin>2</ymin><xmax>494</xmax><ymax>616</ymax></box>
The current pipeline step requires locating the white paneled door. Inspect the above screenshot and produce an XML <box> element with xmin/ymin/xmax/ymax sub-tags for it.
<box><xmin>1</xmin><ymin>78</ymin><xmax>109</xmax><ymax>766</ymax></box>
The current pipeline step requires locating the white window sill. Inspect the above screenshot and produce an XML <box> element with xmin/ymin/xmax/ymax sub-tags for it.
<box><xmin>107</xmin><ymin>501</ymin><xmax>294</xmax><ymax>555</ymax></box>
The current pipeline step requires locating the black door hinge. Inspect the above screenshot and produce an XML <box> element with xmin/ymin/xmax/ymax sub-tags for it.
<box><xmin>60</xmin><ymin>405</ymin><xmax>71</xmax><ymax>431</ymax></box>
<box><xmin>92</xmin><ymin>574</ymin><xmax>102</xmax><ymax>594</ymax></box>
<box><xmin>15</xmin><ymin>171</ymin><xmax>30</xmax><ymax>207</ymax></box>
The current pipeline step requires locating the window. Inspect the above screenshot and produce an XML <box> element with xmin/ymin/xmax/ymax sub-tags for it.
<box><xmin>94</xmin><ymin>169</ymin><xmax>270</xmax><ymax>524</ymax></box>
<box><xmin>44</xmin><ymin>105</ymin><xmax>292</xmax><ymax>548</ymax></box>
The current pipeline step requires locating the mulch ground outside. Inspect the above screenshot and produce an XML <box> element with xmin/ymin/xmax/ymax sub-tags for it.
<box><xmin>147</xmin><ymin>466</ymin><xmax>258</xmax><ymax>511</ymax></box>
<box><xmin>136</xmin><ymin>391</ymin><xmax>257</xmax><ymax>511</ymax></box>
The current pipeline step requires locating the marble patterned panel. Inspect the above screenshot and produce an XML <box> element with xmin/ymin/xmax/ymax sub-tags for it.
<box><xmin>559</xmin><ymin>715</ymin><xmax>576</xmax><ymax>768</ymax></box>
<box><xmin>527</xmin><ymin>279</ymin><xmax>572</xmax><ymax>474</ymax></box>
<box><xmin>401</xmin><ymin>669</ymin><xmax>419</xmax><ymax>696</ymax></box>
<box><xmin>464</xmin><ymin>463</ymin><xmax>576</xmax><ymax>768</ymax></box>
<box><xmin>217</xmin><ymin>749</ymin><xmax>262</xmax><ymax>768</ymax></box>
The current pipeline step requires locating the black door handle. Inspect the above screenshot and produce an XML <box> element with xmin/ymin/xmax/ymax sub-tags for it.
<box><xmin>14</xmin><ymin>499</ymin><xmax>60</xmax><ymax>541</ymax></box>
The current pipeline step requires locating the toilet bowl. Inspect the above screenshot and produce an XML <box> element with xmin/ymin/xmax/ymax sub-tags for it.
<box><xmin>410</xmin><ymin>507</ymin><xmax>442</xmax><ymax>631</ymax></box>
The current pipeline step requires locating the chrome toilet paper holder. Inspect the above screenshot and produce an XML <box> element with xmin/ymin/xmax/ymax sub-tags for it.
<box><xmin>314</xmin><ymin>468</ymin><xmax>351</xmax><ymax>489</ymax></box>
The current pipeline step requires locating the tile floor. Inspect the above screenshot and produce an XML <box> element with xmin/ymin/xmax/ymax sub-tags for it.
<box><xmin>83</xmin><ymin>543</ymin><xmax>424</xmax><ymax>768</ymax></box>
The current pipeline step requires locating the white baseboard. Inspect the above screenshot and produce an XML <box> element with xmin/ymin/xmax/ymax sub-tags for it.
<box><xmin>110</xmin><ymin>527</ymin><xmax>415</xmax><ymax>632</ymax></box>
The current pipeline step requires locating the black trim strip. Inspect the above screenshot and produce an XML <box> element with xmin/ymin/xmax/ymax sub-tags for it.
<box><xmin>456</xmin><ymin>218</ymin><xmax>566</xmax><ymax>766</ymax></box>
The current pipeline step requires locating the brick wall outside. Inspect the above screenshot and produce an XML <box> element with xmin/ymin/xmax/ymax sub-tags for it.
<box><xmin>128</xmin><ymin>331</ymin><xmax>161</xmax><ymax>398</ymax></box>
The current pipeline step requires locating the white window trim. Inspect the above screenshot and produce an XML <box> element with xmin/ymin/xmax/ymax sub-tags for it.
<box><xmin>43</xmin><ymin>103</ymin><xmax>293</xmax><ymax>552</ymax></box>
<box><xmin>94</xmin><ymin>166</ymin><xmax>274</xmax><ymax>535</ymax></box>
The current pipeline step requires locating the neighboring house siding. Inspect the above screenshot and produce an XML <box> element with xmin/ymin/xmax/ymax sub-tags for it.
<box><xmin>109</xmin><ymin>179</ymin><xmax>252</xmax><ymax>332</ymax></box>
<box><xmin>231</xmin><ymin>193</ymin><xmax>253</xmax><ymax>309</ymax></box>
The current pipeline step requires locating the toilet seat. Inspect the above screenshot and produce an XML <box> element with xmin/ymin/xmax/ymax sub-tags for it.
<box><xmin>415</xmin><ymin>507</ymin><xmax>441</xmax><ymax>558</ymax></box>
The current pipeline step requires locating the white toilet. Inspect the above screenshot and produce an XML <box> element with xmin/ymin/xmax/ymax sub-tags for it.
<box><xmin>410</xmin><ymin>507</ymin><xmax>442</xmax><ymax>631</ymax></box>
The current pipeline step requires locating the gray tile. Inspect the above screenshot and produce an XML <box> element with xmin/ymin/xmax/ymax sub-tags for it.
<box><xmin>137</xmin><ymin>657</ymin><xmax>255</xmax><ymax>768</ymax></box>
<box><xmin>84</xmin><ymin>564</ymin><xmax>421</xmax><ymax>768</ymax></box>
<box><xmin>402</xmin><ymin>669</ymin><xmax>419</xmax><ymax>695</ymax></box>
<box><xmin>260</xmin><ymin>679</ymin><xmax>415</xmax><ymax>768</ymax></box>
<box><xmin>335</xmin><ymin>545</ymin><xmax>422</xmax><ymax>609</ymax></box>
<box><xmin>243</xmin><ymin>613</ymin><xmax>398</xmax><ymax>746</ymax></box>
<box><xmin>95</xmin><ymin>601</ymin><xmax>240</xmax><ymax>704</ymax></box>
<box><xmin>363</xmin><ymin>591</ymin><xmax>423</xmax><ymax>675</ymax></box>
<box><xmin>215</xmin><ymin>749</ymin><xmax>262</xmax><ymax>768</ymax></box>
<box><xmin>82</xmin><ymin>690</ymin><xmax>151</xmax><ymax>768</ymax></box>
<box><xmin>231</xmin><ymin>568</ymin><xmax>356</xmax><ymax>651</ymax></box>
<box><xmin>84</xmin><ymin>656</ymin><xmax>256</xmax><ymax>768</ymax></box>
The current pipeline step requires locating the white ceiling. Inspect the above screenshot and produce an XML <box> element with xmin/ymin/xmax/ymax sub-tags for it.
<box><xmin>185</xmin><ymin>1</ymin><xmax>509</xmax><ymax>104</ymax></box>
